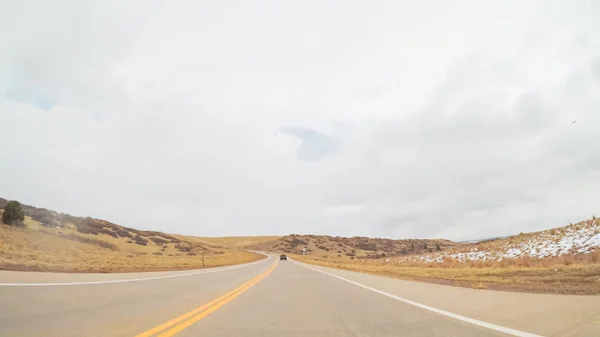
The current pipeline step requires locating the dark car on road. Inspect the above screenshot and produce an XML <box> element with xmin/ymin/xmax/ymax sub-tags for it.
<box><xmin>280</xmin><ymin>254</ymin><xmax>287</xmax><ymax>260</ymax></box>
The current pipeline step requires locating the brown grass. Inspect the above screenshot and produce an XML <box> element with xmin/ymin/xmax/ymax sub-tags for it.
<box><xmin>0</xmin><ymin>224</ymin><xmax>264</xmax><ymax>273</ymax></box>
<box><xmin>39</xmin><ymin>228</ymin><xmax>119</xmax><ymax>251</ymax></box>
<box><xmin>192</xmin><ymin>236</ymin><xmax>281</xmax><ymax>248</ymax></box>
<box><xmin>293</xmin><ymin>254</ymin><xmax>600</xmax><ymax>295</ymax></box>
<box><xmin>420</xmin><ymin>253</ymin><xmax>600</xmax><ymax>269</ymax></box>
<box><xmin>471</xmin><ymin>282</ymin><xmax>487</xmax><ymax>289</ymax></box>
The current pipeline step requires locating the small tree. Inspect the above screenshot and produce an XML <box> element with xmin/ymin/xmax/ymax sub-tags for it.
<box><xmin>2</xmin><ymin>200</ymin><xmax>25</xmax><ymax>227</ymax></box>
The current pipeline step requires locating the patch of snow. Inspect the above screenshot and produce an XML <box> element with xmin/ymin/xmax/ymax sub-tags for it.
<box><xmin>396</xmin><ymin>221</ymin><xmax>599</xmax><ymax>264</ymax></box>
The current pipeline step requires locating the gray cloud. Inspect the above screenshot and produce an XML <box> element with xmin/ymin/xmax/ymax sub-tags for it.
<box><xmin>592</xmin><ymin>57</ymin><xmax>600</xmax><ymax>83</ymax></box>
<box><xmin>1</xmin><ymin>0</ymin><xmax>599</xmax><ymax>240</ymax></box>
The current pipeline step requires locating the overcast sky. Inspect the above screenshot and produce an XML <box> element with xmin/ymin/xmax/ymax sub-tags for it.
<box><xmin>1</xmin><ymin>1</ymin><xmax>599</xmax><ymax>240</ymax></box>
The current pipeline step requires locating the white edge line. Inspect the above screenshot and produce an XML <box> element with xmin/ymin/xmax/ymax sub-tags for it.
<box><xmin>292</xmin><ymin>260</ymin><xmax>545</xmax><ymax>337</ymax></box>
<box><xmin>0</xmin><ymin>254</ymin><xmax>270</xmax><ymax>287</ymax></box>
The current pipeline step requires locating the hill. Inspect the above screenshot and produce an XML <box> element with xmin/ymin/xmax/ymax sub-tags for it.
<box><xmin>293</xmin><ymin>218</ymin><xmax>600</xmax><ymax>294</ymax></box>
<box><xmin>0</xmin><ymin>198</ymin><xmax>264</xmax><ymax>272</ymax></box>
<box><xmin>395</xmin><ymin>218</ymin><xmax>600</xmax><ymax>265</ymax></box>
<box><xmin>249</xmin><ymin>234</ymin><xmax>457</xmax><ymax>260</ymax></box>
<box><xmin>4</xmin><ymin>196</ymin><xmax>598</xmax><ymax>293</ymax></box>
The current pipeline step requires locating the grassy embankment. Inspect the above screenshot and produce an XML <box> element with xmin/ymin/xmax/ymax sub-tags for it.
<box><xmin>0</xmin><ymin>215</ymin><xmax>264</xmax><ymax>273</ymax></box>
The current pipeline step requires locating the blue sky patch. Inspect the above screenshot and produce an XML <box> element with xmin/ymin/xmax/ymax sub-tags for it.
<box><xmin>279</xmin><ymin>126</ymin><xmax>338</xmax><ymax>162</ymax></box>
<box><xmin>4</xmin><ymin>70</ymin><xmax>57</xmax><ymax>111</ymax></box>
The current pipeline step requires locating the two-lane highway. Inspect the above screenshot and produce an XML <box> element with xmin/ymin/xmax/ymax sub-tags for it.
<box><xmin>0</xmin><ymin>257</ymin><xmax>274</xmax><ymax>337</ymax></box>
<box><xmin>169</xmin><ymin>258</ymin><xmax>515</xmax><ymax>337</ymax></box>
<box><xmin>1</xmin><ymin>255</ymin><xmax>596</xmax><ymax>336</ymax></box>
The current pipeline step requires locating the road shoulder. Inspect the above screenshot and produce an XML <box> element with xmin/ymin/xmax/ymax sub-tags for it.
<box><xmin>292</xmin><ymin>260</ymin><xmax>600</xmax><ymax>337</ymax></box>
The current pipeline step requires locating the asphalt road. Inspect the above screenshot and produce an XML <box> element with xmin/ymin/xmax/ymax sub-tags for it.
<box><xmin>0</xmin><ymin>255</ymin><xmax>597</xmax><ymax>337</ymax></box>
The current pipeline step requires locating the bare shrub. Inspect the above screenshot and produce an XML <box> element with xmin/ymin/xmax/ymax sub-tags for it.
<box><xmin>59</xmin><ymin>233</ymin><xmax>118</xmax><ymax>251</ymax></box>
<box><xmin>149</xmin><ymin>237</ymin><xmax>169</xmax><ymax>245</ymax></box>
<box><xmin>76</xmin><ymin>225</ymin><xmax>100</xmax><ymax>235</ymax></box>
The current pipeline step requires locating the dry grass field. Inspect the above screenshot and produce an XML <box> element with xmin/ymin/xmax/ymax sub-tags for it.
<box><xmin>192</xmin><ymin>236</ymin><xmax>281</xmax><ymax>248</ymax></box>
<box><xmin>292</xmin><ymin>253</ymin><xmax>600</xmax><ymax>294</ymax></box>
<box><xmin>0</xmin><ymin>213</ymin><xmax>263</xmax><ymax>273</ymax></box>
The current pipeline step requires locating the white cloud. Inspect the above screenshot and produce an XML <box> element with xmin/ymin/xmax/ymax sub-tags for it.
<box><xmin>1</xmin><ymin>0</ymin><xmax>599</xmax><ymax>240</ymax></box>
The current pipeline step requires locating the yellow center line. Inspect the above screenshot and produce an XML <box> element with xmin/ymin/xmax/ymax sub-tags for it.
<box><xmin>135</xmin><ymin>260</ymin><xmax>278</xmax><ymax>337</ymax></box>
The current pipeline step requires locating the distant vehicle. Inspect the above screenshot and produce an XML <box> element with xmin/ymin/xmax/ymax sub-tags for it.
<box><xmin>280</xmin><ymin>254</ymin><xmax>287</xmax><ymax>260</ymax></box>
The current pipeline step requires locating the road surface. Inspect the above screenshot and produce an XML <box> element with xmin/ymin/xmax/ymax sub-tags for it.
<box><xmin>0</xmin><ymin>255</ymin><xmax>598</xmax><ymax>336</ymax></box>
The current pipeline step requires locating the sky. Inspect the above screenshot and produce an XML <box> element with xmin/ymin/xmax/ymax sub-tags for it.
<box><xmin>1</xmin><ymin>0</ymin><xmax>599</xmax><ymax>241</ymax></box>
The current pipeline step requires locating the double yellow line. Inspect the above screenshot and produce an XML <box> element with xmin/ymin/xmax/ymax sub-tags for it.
<box><xmin>136</xmin><ymin>261</ymin><xmax>278</xmax><ymax>337</ymax></box>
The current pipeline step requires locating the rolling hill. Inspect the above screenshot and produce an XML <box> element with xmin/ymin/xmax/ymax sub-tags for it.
<box><xmin>290</xmin><ymin>218</ymin><xmax>600</xmax><ymax>294</ymax></box>
<box><xmin>0</xmin><ymin>198</ymin><xmax>264</xmax><ymax>272</ymax></box>
<box><xmin>394</xmin><ymin>218</ymin><xmax>600</xmax><ymax>265</ymax></box>
<box><xmin>249</xmin><ymin>234</ymin><xmax>457</xmax><ymax>260</ymax></box>
<box><xmin>3</xmin><ymin>196</ymin><xmax>599</xmax><ymax>294</ymax></box>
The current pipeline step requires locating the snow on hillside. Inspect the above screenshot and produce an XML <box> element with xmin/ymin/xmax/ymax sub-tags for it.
<box><xmin>397</xmin><ymin>220</ymin><xmax>600</xmax><ymax>264</ymax></box>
